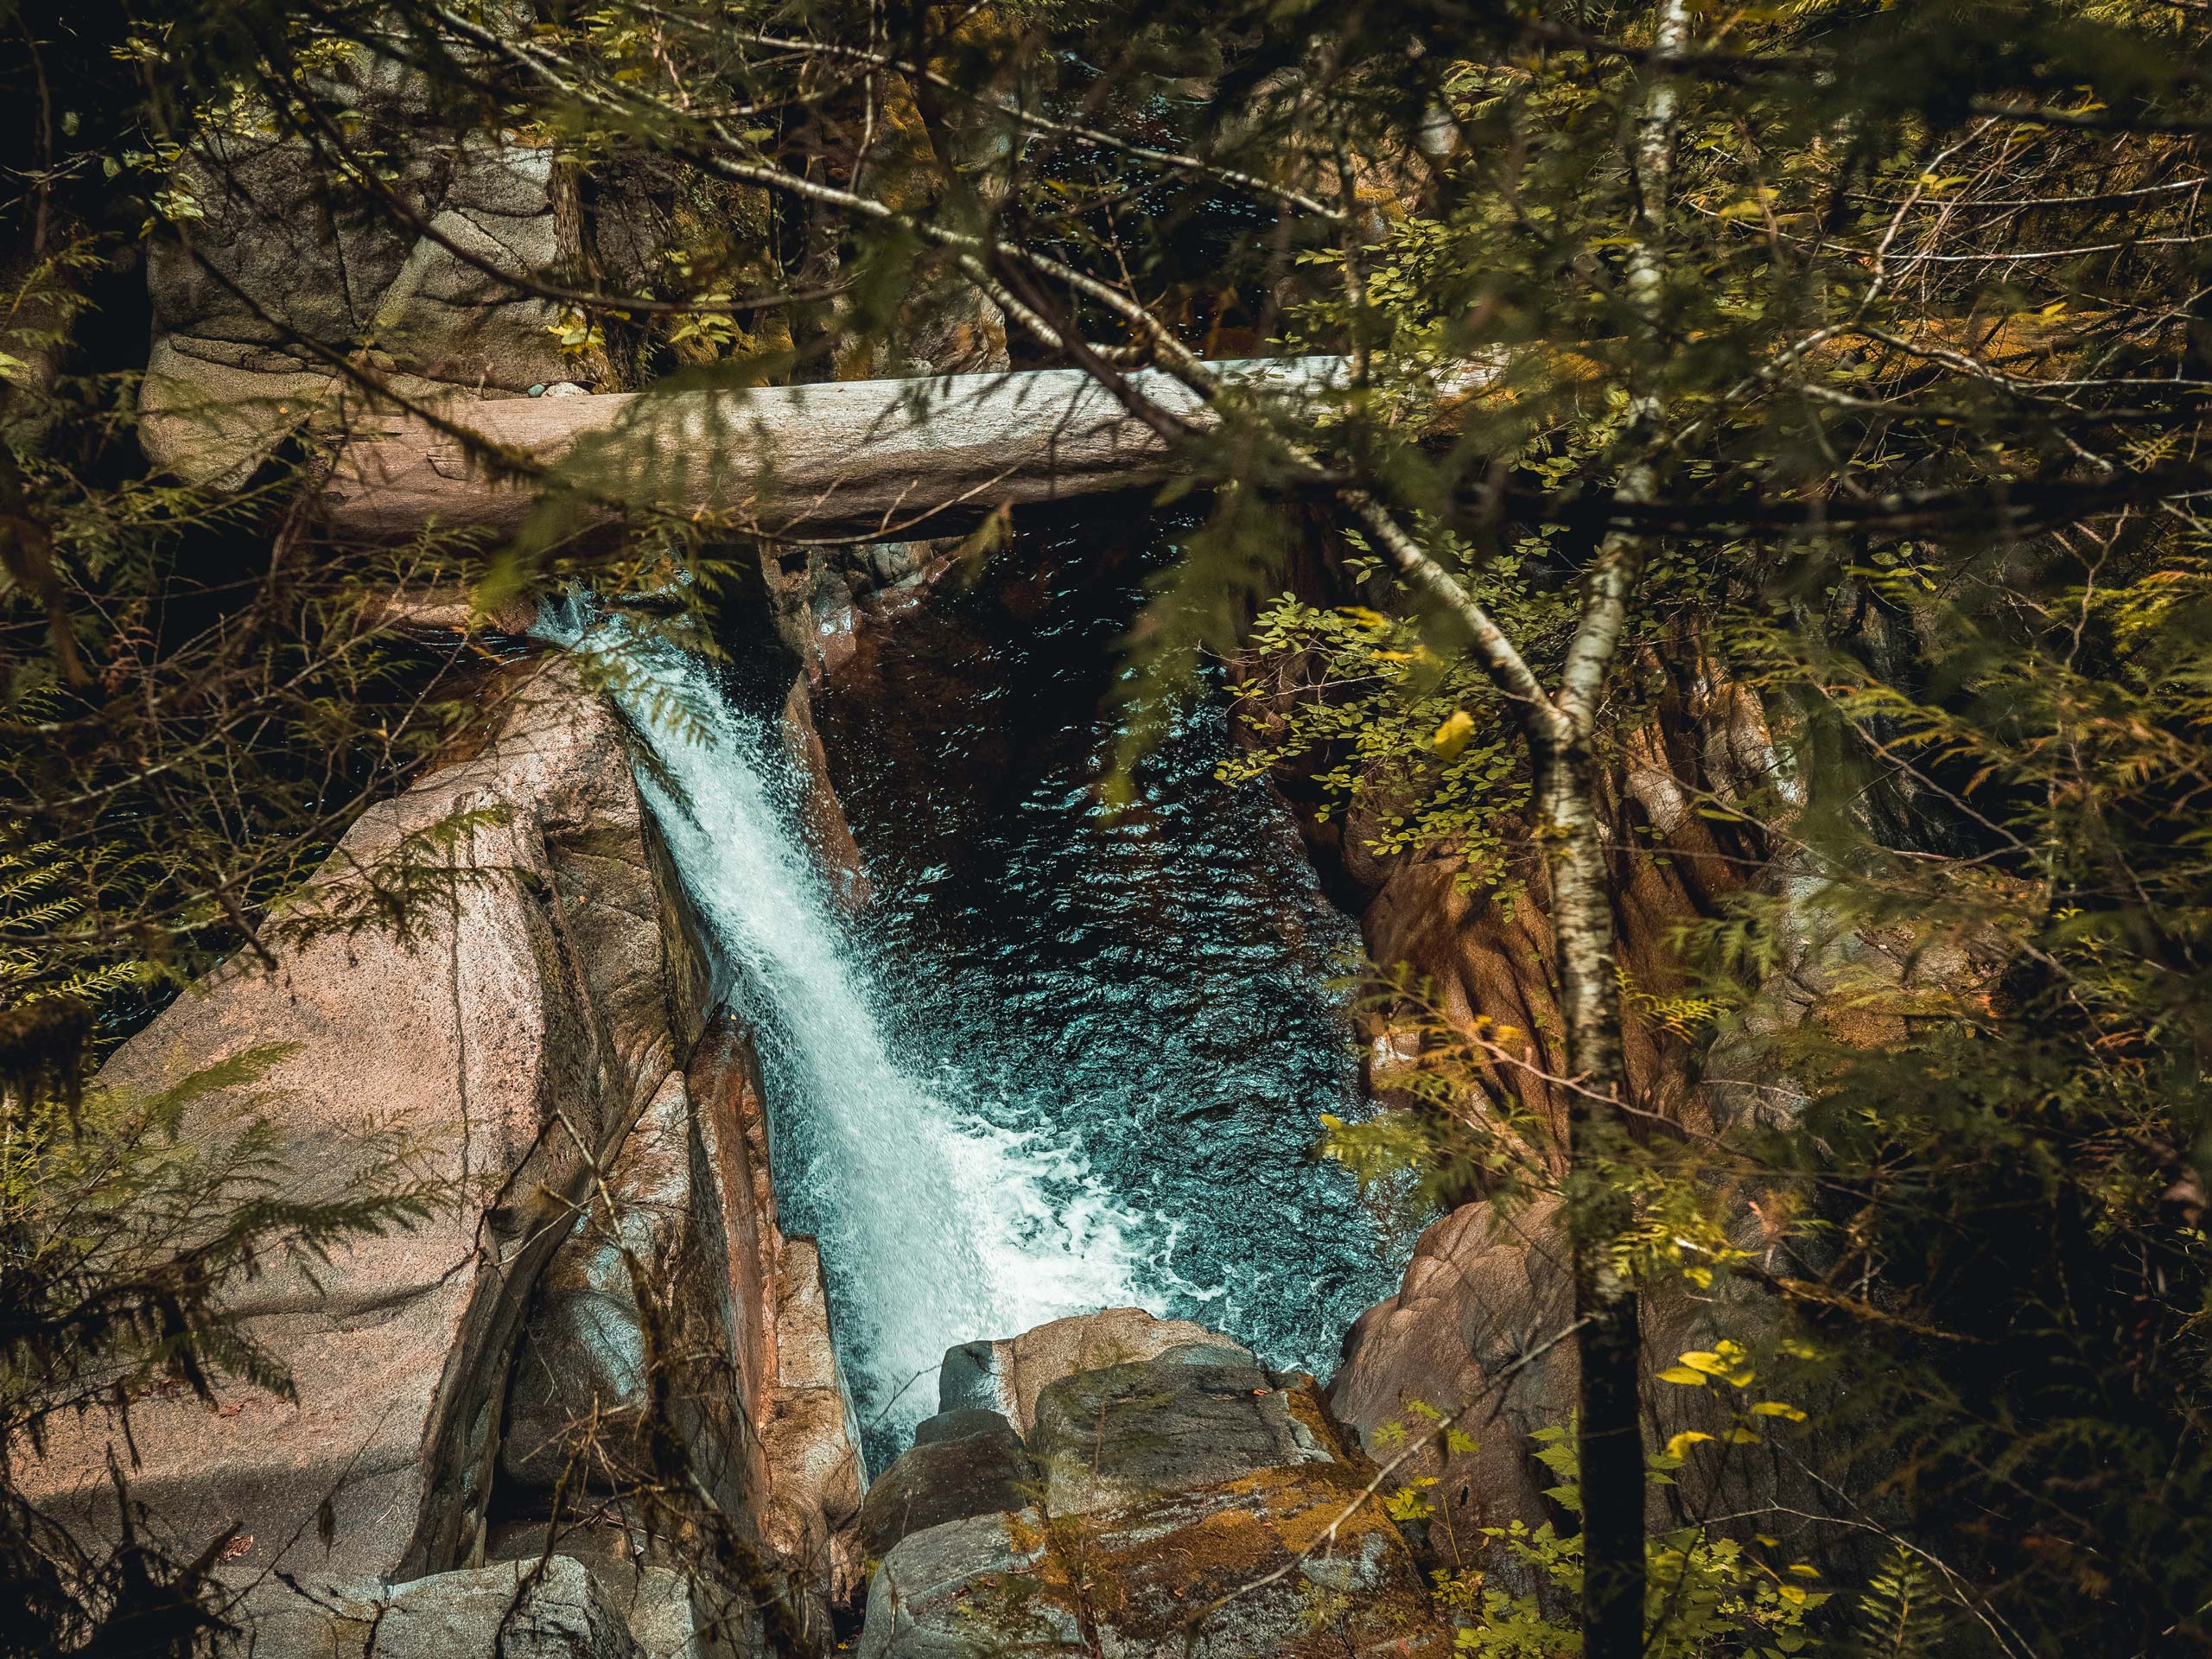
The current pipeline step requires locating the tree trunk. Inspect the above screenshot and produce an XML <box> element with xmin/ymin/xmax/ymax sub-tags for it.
<box><xmin>1537</xmin><ymin>731</ymin><xmax>1644</xmax><ymax>1659</ymax></box>
<box><xmin>318</xmin><ymin>358</ymin><xmax>1369</xmax><ymax>543</ymax></box>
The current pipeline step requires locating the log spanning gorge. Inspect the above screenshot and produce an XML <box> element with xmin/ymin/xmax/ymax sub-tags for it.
<box><xmin>567</xmin><ymin>519</ymin><xmax>1406</xmax><ymax>1470</ymax></box>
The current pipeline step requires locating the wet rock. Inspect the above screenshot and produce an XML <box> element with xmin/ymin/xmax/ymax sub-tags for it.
<box><xmin>937</xmin><ymin>1308</ymin><xmax>1242</xmax><ymax>1435</ymax></box>
<box><xmin>858</xmin><ymin>1322</ymin><xmax>1443</xmax><ymax>1658</ymax></box>
<box><xmin>857</xmin><ymin>1411</ymin><xmax>1034</xmax><ymax>1562</ymax></box>
<box><xmin>781</xmin><ymin>676</ymin><xmax>873</xmax><ymax>912</ymax></box>
<box><xmin>913</xmin><ymin>1408</ymin><xmax>1013</xmax><ymax>1447</ymax></box>
<box><xmin>759</xmin><ymin>1236</ymin><xmax>868</xmax><ymax>1618</ymax></box>
<box><xmin>854</xmin><ymin>1510</ymin><xmax>1075</xmax><ymax>1659</ymax></box>
<box><xmin>934</xmin><ymin>1343</ymin><xmax>1001</xmax><ymax>1417</ymax></box>
<box><xmin>681</xmin><ymin>1012</ymin><xmax>780</xmax><ymax>1414</ymax></box>
<box><xmin>1027</xmin><ymin>1347</ymin><xmax>1335</xmax><ymax>1519</ymax></box>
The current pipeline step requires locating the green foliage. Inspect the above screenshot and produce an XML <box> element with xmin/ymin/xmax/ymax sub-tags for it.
<box><xmin>1</xmin><ymin>1045</ymin><xmax>442</xmax><ymax>1445</ymax></box>
<box><xmin>11</xmin><ymin>0</ymin><xmax>2212</xmax><ymax>1652</ymax></box>
<box><xmin>1218</xmin><ymin>580</ymin><xmax>1536</xmax><ymax>890</ymax></box>
<box><xmin>0</xmin><ymin>827</ymin><xmax>444</xmax><ymax>1655</ymax></box>
<box><xmin>1845</xmin><ymin>1548</ymin><xmax>1949</xmax><ymax>1659</ymax></box>
<box><xmin>1710</xmin><ymin>526</ymin><xmax>2212</xmax><ymax>1644</ymax></box>
<box><xmin>1411</xmin><ymin>1427</ymin><xmax>1824</xmax><ymax>1659</ymax></box>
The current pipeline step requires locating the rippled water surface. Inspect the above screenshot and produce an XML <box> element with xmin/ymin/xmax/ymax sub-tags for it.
<box><xmin>809</xmin><ymin>518</ymin><xmax>1406</xmax><ymax>1448</ymax></box>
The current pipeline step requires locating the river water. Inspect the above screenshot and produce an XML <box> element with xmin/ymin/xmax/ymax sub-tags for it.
<box><xmin>574</xmin><ymin>523</ymin><xmax>1405</xmax><ymax>1468</ymax></box>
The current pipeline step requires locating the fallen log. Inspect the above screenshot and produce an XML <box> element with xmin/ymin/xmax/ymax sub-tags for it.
<box><xmin>321</xmin><ymin>359</ymin><xmax>1356</xmax><ymax>542</ymax></box>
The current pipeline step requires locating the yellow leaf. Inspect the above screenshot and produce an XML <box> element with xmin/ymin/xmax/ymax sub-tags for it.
<box><xmin>1751</xmin><ymin>1401</ymin><xmax>1808</xmax><ymax>1422</ymax></box>
<box><xmin>1664</xmin><ymin>1430</ymin><xmax>1714</xmax><ymax>1459</ymax></box>
<box><xmin>1726</xmin><ymin>1427</ymin><xmax>1764</xmax><ymax>1444</ymax></box>
<box><xmin>1676</xmin><ymin>1344</ymin><xmax>1758</xmax><ymax>1387</ymax></box>
<box><xmin>1432</xmin><ymin>709</ymin><xmax>1477</xmax><ymax>760</ymax></box>
<box><xmin>1656</xmin><ymin>1366</ymin><xmax>1709</xmax><ymax>1386</ymax></box>
<box><xmin>1778</xmin><ymin>1584</ymin><xmax>1808</xmax><ymax>1605</ymax></box>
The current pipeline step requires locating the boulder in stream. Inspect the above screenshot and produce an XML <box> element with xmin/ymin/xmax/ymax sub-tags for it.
<box><xmin>936</xmin><ymin>1306</ymin><xmax>1236</xmax><ymax>1436</ymax></box>
<box><xmin>856</xmin><ymin>1313</ymin><xmax>1444</xmax><ymax>1659</ymax></box>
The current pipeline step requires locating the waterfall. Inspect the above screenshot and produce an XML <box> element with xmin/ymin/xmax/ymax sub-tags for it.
<box><xmin>562</xmin><ymin>613</ymin><xmax>1161</xmax><ymax>1457</ymax></box>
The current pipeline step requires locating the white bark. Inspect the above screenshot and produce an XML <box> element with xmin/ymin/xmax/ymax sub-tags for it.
<box><xmin>319</xmin><ymin>358</ymin><xmax>1361</xmax><ymax>541</ymax></box>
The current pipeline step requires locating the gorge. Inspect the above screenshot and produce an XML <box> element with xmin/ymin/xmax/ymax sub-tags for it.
<box><xmin>16</xmin><ymin>514</ymin><xmax>1466</xmax><ymax>1658</ymax></box>
<box><xmin>575</xmin><ymin>526</ymin><xmax>1411</xmax><ymax>1470</ymax></box>
<box><xmin>13</xmin><ymin>5</ymin><xmax>2206</xmax><ymax>1654</ymax></box>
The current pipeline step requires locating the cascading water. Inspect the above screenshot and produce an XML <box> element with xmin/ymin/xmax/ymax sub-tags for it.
<box><xmin>562</xmin><ymin>613</ymin><xmax>1160</xmax><ymax>1462</ymax></box>
<box><xmin>554</xmin><ymin>517</ymin><xmax>1409</xmax><ymax>1471</ymax></box>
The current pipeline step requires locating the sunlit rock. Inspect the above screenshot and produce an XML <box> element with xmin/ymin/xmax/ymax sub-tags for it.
<box><xmin>937</xmin><ymin>1307</ymin><xmax>1238</xmax><ymax>1437</ymax></box>
<box><xmin>856</xmin><ymin>1328</ymin><xmax>1443</xmax><ymax>1658</ymax></box>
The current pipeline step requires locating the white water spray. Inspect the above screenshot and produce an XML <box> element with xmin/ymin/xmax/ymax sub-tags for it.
<box><xmin>563</xmin><ymin>613</ymin><xmax>1161</xmax><ymax>1452</ymax></box>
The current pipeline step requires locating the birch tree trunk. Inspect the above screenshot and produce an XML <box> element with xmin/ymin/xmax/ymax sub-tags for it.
<box><xmin>1550</xmin><ymin>3</ymin><xmax>1692</xmax><ymax>1651</ymax></box>
<box><xmin>317</xmin><ymin>359</ymin><xmax>1363</xmax><ymax>541</ymax></box>
<box><xmin>1541</xmin><ymin>721</ymin><xmax>1645</xmax><ymax>1659</ymax></box>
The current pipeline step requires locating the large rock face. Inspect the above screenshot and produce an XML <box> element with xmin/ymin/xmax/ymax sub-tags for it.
<box><xmin>1329</xmin><ymin>1196</ymin><xmax>1855</xmax><ymax>1561</ymax></box>
<box><xmin>143</xmin><ymin>126</ymin><xmax>596</xmax><ymax>485</ymax></box>
<box><xmin>20</xmin><ymin>652</ymin><xmax>860</xmax><ymax>1657</ymax></box>
<box><xmin>1336</xmin><ymin>661</ymin><xmax>1785</xmax><ymax>1150</ymax></box>
<box><xmin>855</xmin><ymin>1410</ymin><xmax>1034</xmax><ymax>1563</ymax></box>
<box><xmin>25</xmin><ymin>658</ymin><xmax>670</xmax><ymax>1585</ymax></box>
<box><xmin>855</xmin><ymin>1311</ymin><xmax>1444</xmax><ymax>1659</ymax></box>
<box><xmin>1327</xmin><ymin>1198</ymin><xmax>1583</xmax><ymax>1555</ymax></box>
<box><xmin>937</xmin><ymin>1306</ymin><xmax>1230</xmax><ymax>1437</ymax></box>
<box><xmin>241</xmin><ymin>1555</ymin><xmax>645</xmax><ymax>1659</ymax></box>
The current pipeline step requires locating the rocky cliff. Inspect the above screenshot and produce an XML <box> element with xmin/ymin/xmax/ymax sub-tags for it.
<box><xmin>20</xmin><ymin>653</ymin><xmax>861</xmax><ymax>1657</ymax></box>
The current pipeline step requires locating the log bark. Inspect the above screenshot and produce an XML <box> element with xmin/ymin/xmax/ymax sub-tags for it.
<box><xmin>320</xmin><ymin>359</ymin><xmax>1352</xmax><ymax>541</ymax></box>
